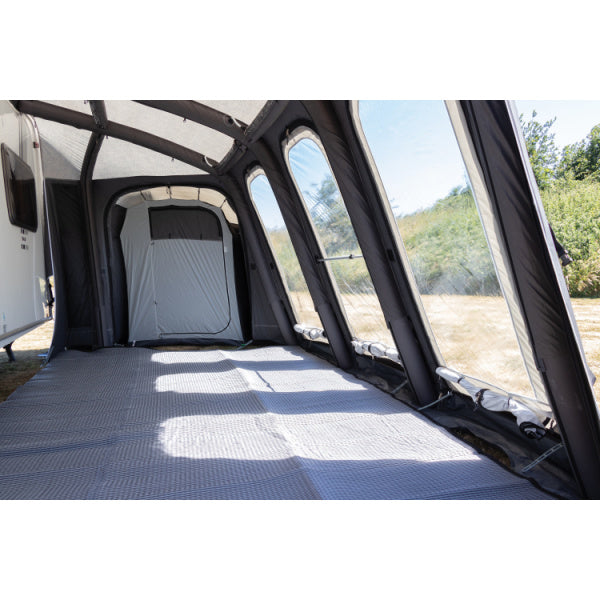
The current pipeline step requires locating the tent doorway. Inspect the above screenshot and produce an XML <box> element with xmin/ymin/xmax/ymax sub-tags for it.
<box><xmin>118</xmin><ymin>189</ymin><xmax>244</xmax><ymax>345</ymax></box>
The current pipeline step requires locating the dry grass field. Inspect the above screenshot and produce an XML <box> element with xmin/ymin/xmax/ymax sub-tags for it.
<box><xmin>291</xmin><ymin>291</ymin><xmax>599</xmax><ymax>399</ymax></box>
<box><xmin>422</xmin><ymin>295</ymin><xmax>599</xmax><ymax>398</ymax></box>
<box><xmin>1</xmin><ymin>296</ymin><xmax>598</xmax><ymax>403</ymax></box>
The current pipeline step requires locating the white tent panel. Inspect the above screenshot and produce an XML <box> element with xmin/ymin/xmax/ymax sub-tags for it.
<box><xmin>93</xmin><ymin>137</ymin><xmax>207</xmax><ymax>179</ymax></box>
<box><xmin>153</xmin><ymin>239</ymin><xmax>233</xmax><ymax>335</ymax></box>
<box><xmin>35</xmin><ymin>118</ymin><xmax>91</xmax><ymax>179</ymax></box>
<box><xmin>120</xmin><ymin>203</ymin><xmax>157</xmax><ymax>341</ymax></box>
<box><xmin>105</xmin><ymin>101</ymin><xmax>235</xmax><ymax>162</ymax></box>
<box><xmin>120</xmin><ymin>199</ymin><xmax>243</xmax><ymax>343</ymax></box>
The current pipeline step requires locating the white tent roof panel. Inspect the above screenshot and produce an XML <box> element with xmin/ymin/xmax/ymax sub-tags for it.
<box><xmin>93</xmin><ymin>137</ymin><xmax>208</xmax><ymax>179</ymax></box>
<box><xmin>30</xmin><ymin>101</ymin><xmax>270</xmax><ymax>181</ymax></box>
<box><xmin>35</xmin><ymin>118</ymin><xmax>91</xmax><ymax>179</ymax></box>
<box><xmin>104</xmin><ymin>101</ymin><xmax>235</xmax><ymax>162</ymax></box>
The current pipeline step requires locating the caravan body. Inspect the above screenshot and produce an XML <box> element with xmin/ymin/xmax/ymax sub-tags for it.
<box><xmin>0</xmin><ymin>101</ymin><xmax>51</xmax><ymax>351</ymax></box>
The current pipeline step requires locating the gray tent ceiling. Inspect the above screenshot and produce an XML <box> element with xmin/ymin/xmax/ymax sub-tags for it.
<box><xmin>23</xmin><ymin>100</ymin><xmax>269</xmax><ymax>180</ymax></box>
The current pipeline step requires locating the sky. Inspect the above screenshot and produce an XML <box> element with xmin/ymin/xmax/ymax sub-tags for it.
<box><xmin>361</xmin><ymin>100</ymin><xmax>600</xmax><ymax>216</ymax></box>
<box><xmin>359</xmin><ymin>101</ymin><xmax>467</xmax><ymax>216</ymax></box>
<box><xmin>515</xmin><ymin>100</ymin><xmax>600</xmax><ymax>149</ymax></box>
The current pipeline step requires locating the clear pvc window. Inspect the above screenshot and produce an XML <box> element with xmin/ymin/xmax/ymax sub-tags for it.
<box><xmin>285</xmin><ymin>129</ymin><xmax>395</xmax><ymax>348</ymax></box>
<box><xmin>247</xmin><ymin>169</ymin><xmax>323</xmax><ymax>330</ymax></box>
<box><xmin>356</xmin><ymin>100</ymin><xmax>535</xmax><ymax>397</ymax></box>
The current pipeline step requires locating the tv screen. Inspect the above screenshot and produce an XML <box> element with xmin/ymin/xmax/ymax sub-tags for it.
<box><xmin>2</xmin><ymin>143</ymin><xmax>38</xmax><ymax>232</ymax></box>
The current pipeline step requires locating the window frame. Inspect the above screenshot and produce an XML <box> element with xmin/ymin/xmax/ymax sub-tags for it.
<box><xmin>245</xmin><ymin>165</ymin><xmax>323</xmax><ymax>331</ymax></box>
<box><xmin>282</xmin><ymin>125</ymin><xmax>396</xmax><ymax>348</ymax></box>
<box><xmin>350</xmin><ymin>99</ymin><xmax>552</xmax><ymax>410</ymax></box>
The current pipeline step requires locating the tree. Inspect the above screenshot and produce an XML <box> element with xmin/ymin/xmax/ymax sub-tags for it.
<box><xmin>520</xmin><ymin>110</ymin><xmax>558</xmax><ymax>190</ymax></box>
<box><xmin>556</xmin><ymin>124</ymin><xmax>600</xmax><ymax>182</ymax></box>
<box><xmin>305</xmin><ymin>175</ymin><xmax>357</xmax><ymax>256</ymax></box>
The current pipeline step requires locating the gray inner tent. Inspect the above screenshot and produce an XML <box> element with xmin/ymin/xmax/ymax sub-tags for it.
<box><xmin>118</xmin><ymin>193</ymin><xmax>243</xmax><ymax>344</ymax></box>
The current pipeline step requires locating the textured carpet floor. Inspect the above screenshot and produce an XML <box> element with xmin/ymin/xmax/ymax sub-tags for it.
<box><xmin>0</xmin><ymin>346</ymin><xmax>551</xmax><ymax>499</ymax></box>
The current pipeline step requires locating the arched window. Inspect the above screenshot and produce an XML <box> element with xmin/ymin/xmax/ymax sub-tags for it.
<box><xmin>247</xmin><ymin>168</ymin><xmax>323</xmax><ymax>330</ymax></box>
<box><xmin>285</xmin><ymin>128</ymin><xmax>394</xmax><ymax>349</ymax></box>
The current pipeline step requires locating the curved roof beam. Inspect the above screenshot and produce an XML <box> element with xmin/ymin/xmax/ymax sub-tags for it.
<box><xmin>80</xmin><ymin>102</ymin><xmax>107</xmax><ymax>346</ymax></box>
<box><xmin>82</xmin><ymin>101</ymin><xmax>108</xmax><ymax>182</ymax></box>
<box><xmin>134</xmin><ymin>100</ymin><xmax>248</xmax><ymax>142</ymax></box>
<box><xmin>12</xmin><ymin>100</ymin><xmax>218</xmax><ymax>174</ymax></box>
<box><xmin>88</xmin><ymin>100</ymin><xmax>108</xmax><ymax>129</ymax></box>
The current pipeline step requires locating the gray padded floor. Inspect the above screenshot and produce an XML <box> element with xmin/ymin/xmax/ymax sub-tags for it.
<box><xmin>0</xmin><ymin>346</ymin><xmax>552</xmax><ymax>499</ymax></box>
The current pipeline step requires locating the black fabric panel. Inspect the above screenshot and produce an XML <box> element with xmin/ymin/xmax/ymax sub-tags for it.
<box><xmin>106</xmin><ymin>204</ymin><xmax>129</xmax><ymax>344</ymax></box>
<box><xmin>219</xmin><ymin>174</ymin><xmax>294</xmax><ymax>345</ymax></box>
<box><xmin>45</xmin><ymin>181</ymin><xmax>68</xmax><ymax>357</ymax></box>
<box><xmin>246</xmin><ymin>254</ymin><xmax>287</xmax><ymax>342</ymax></box>
<box><xmin>232</xmin><ymin>231</ymin><xmax>252</xmax><ymax>341</ymax></box>
<box><xmin>149</xmin><ymin>206</ymin><xmax>222</xmax><ymax>241</ymax></box>
<box><xmin>46</xmin><ymin>180</ymin><xmax>95</xmax><ymax>349</ymax></box>
<box><xmin>460</xmin><ymin>100</ymin><xmax>600</xmax><ymax>498</ymax></box>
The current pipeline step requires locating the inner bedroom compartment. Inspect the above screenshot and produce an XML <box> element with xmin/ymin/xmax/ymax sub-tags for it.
<box><xmin>115</xmin><ymin>186</ymin><xmax>244</xmax><ymax>345</ymax></box>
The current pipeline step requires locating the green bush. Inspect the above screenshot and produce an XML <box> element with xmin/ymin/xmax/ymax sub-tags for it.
<box><xmin>542</xmin><ymin>179</ymin><xmax>600</xmax><ymax>297</ymax></box>
<box><xmin>269</xmin><ymin>229</ymin><xmax>306</xmax><ymax>292</ymax></box>
<box><xmin>397</xmin><ymin>188</ymin><xmax>500</xmax><ymax>296</ymax></box>
<box><xmin>268</xmin><ymin>177</ymin><xmax>600</xmax><ymax>300</ymax></box>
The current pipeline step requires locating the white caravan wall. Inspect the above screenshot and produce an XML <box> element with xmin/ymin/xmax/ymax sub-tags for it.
<box><xmin>0</xmin><ymin>102</ymin><xmax>49</xmax><ymax>348</ymax></box>
<box><xmin>120</xmin><ymin>198</ymin><xmax>243</xmax><ymax>343</ymax></box>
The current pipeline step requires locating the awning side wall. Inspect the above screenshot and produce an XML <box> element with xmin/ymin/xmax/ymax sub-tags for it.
<box><xmin>46</xmin><ymin>180</ymin><xmax>95</xmax><ymax>353</ymax></box>
<box><xmin>459</xmin><ymin>100</ymin><xmax>600</xmax><ymax>498</ymax></box>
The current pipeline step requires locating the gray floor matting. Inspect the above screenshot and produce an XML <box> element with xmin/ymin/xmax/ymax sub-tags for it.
<box><xmin>0</xmin><ymin>346</ymin><xmax>552</xmax><ymax>499</ymax></box>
